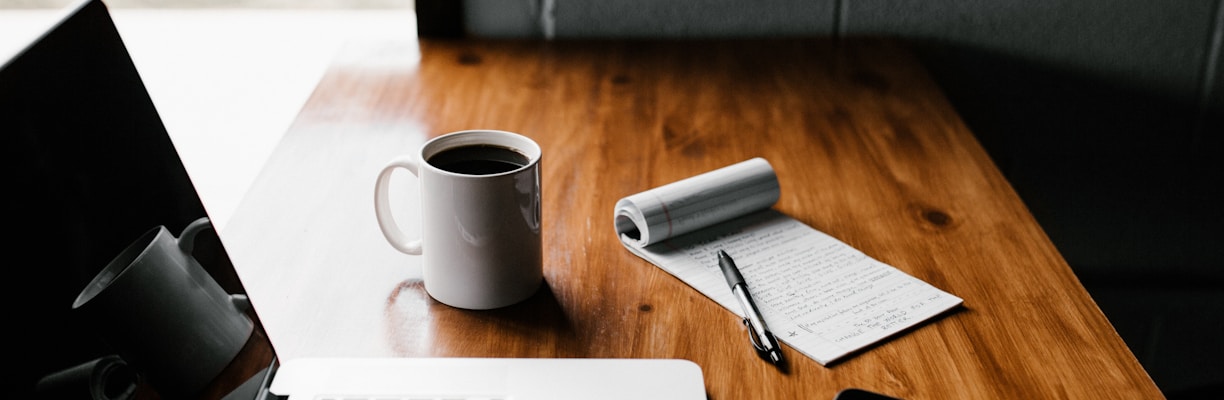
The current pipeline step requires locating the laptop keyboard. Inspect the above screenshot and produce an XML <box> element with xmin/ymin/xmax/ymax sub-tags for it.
<box><xmin>314</xmin><ymin>396</ymin><xmax>509</xmax><ymax>400</ymax></box>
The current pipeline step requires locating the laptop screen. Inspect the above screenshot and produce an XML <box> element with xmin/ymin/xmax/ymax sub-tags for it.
<box><xmin>3</xmin><ymin>1</ymin><xmax>277</xmax><ymax>398</ymax></box>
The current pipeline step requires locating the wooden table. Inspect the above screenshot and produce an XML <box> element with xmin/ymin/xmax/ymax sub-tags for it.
<box><xmin>222</xmin><ymin>38</ymin><xmax>1163</xmax><ymax>399</ymax></box>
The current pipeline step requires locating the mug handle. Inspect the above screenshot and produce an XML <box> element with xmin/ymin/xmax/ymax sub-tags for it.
<box><xmin>174</xmin><ymin>217</ymin><xmax>254</xmax><ymax>316</ymax></box>
<box><xmin>374</xmin><ymin>155</ymin><xmax>423</xmax><ymax>255</ymax></box>
<box><xmin>176</xmin><ymin>217</ymin><xmax>212</xmax><ymax>254</ymax></box>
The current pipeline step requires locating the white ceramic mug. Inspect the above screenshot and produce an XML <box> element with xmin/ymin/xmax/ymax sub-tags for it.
<box><xmin>71</xmin><ymin>217</ymin><xmax>253</xmax><ymax>399</ymax></box>
<box><xmin>374</xmin><ymin>130</ymin><xmax>543</xmax><ymax>310</ymax></box>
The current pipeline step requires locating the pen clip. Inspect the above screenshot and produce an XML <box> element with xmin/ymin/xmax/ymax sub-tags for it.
<box><xmin>742</xmin><ymin>317</ymin><xmax>769</xmax><ymax>353</ymax></box>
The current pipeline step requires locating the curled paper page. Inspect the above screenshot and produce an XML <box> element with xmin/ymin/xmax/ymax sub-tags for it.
<box><xmin>36</xmin><ymin>355</ymin><xmax>136</xmax><ymax>400</ymax></box>
<box><xmin>613</xmin><ymin>157</ymin><xmax>964</xmax><ymax>365</ymax></box>
<box><xmin>614</xmin><ymin>157</ymin><xmax>781</xmax><ymax>248</ymax></box>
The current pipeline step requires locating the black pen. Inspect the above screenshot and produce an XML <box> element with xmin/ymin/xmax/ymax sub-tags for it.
<box><xmin>717</xmin><ymin>250</ymin><xmax>785</xmax><ymax>365</ymax></box>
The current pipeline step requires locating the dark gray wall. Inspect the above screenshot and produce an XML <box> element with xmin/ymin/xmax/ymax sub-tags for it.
<box><xmin>454</xmin><ymin>1</ymin><xmax>1224</xmax><ymax>397</ymax></box>
<box><xmin>465</xmin><ymin>0</ymin><xmax>1220</xmax><ymax>108</ymax></box>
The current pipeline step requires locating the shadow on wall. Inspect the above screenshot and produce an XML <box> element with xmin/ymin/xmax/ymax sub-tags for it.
<box><xmin>905</xmin><ymin>39</ymin><xmax>1224</xmax><ymax>399</ymax></box>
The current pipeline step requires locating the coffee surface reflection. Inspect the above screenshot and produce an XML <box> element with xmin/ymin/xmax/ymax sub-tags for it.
<box><xmin>428</xmin><ymin>144</ymin><xmax>529</xmax><ymax>175</ymax></box>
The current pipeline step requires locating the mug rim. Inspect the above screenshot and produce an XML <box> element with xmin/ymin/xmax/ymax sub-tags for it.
<box><xmin>418</xmin><ymin>130</ymin><xmax>541</xmax><ymax>178</ymax></box>
<box><xmin>72</xmin><ymin>225</ymin><xmax>166</xmax><ymax>309</ymax></box>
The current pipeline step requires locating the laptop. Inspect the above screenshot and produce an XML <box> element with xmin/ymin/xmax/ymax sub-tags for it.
<box><xmin>2</xmin><ymin>1</ymin><xmax>706</xmax><ymax>399</ymax></box>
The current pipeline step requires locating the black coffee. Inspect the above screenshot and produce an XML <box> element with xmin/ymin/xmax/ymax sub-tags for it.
<box><xmin>428</xmin><ymin>144</ymin><xmax>529</xmax><ymax>175</ymax></box>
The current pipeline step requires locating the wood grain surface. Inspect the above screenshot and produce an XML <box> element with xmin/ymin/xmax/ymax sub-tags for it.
<box><xmin>222</xmin><ymin>38</ymin><xmax>1164</xmax><ymax>399</ymax></box>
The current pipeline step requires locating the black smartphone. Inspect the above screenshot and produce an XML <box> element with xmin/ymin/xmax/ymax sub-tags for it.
<box><xmin>834</xmin><ymin>388</ymin><xmax>902</xmax><ymax>400</ymax></box>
